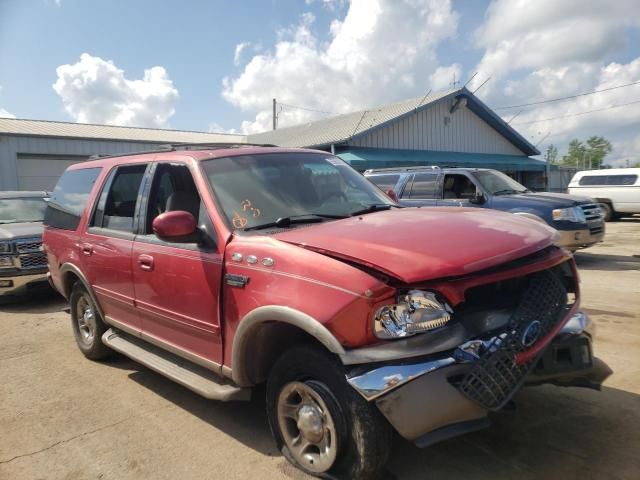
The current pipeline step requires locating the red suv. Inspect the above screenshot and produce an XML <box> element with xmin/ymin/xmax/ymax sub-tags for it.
<box><xmin>43</xmin><ymin>145</ymin><xmax>611</xmax><ymax>479</ymax></box>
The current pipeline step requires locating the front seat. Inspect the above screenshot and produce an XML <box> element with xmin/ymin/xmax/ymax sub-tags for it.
<box><xmin>166</xmin><ymin>191</ymin><xmax>199</xmax><ymax>219</ymax></box>
<box><xmin>443</xmin><ymin>177</ymin><xmax>457</xmax><ymax>199</ymax></box>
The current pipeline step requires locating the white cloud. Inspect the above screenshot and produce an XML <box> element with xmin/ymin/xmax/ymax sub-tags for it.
<box><xmin>52</xmin><ymin>53</ymin><xmax>179</xmax><ymax>128</ymax></box>
<box><xmin>222</xmin><ymin>0</ymin><xmax>459</xmax><ymax>133</ymax></box>
<box><xmin>208</xmin><ymin>122</ymin><xmax>238</xmax><ymax>135</ymax></box>
<box><xmin>429</xmin><ymin>64</ymin><xmax>462</xmax><ymax>91</ymax></box>
<box><xmin>0</xmin><ymin>108</ymin><xmax>15</xmax><ymax>119</ymax></box>
<box><xmin>234</xmin><ymin>42</ymin><xmax>251</xmax><ymax>66</ymax></box>
<box><xmin>305</xmin><ymin>0</ymin><xmax>347</xmax><ymax>11</ymax></box>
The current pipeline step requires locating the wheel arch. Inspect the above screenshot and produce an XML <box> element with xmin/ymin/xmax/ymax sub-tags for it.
<box><xmin>59</xmin><ymin>263</ymin><xmax>105</xmax><ymax>320</ymax></box>
<box><xmin>510</xmin><ymin>210</ymin><xmax>547</xmax><ymax>224</ymax></box>
<box><xmin>231</xmin><ymin>306</ymin><xmax>346</xmax><ymax>387</ymax></box>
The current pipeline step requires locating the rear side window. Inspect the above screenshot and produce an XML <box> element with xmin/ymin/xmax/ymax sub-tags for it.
<box><xmin>91</xmin><ymin>164</ymin><xmax>147</xmax><ymax>232</ymax></box>
<box><xmin>578</xmin><ymin>174</ymin><xmax>638</xmax><ymax>186</ymax></box>
<box><xmin>406</xmin><ymin>173</ymin><xmax>438</xmax><ymax>199</ymax></box>
<box><xmin>44</xmin><ymin>168</ymin><xmax>102</xmax><ymax>230</ymax></box>
<box><xmin>368</xmin><ymin>174</ymin><xmax>400</xmax><ymax>192</ymax></box>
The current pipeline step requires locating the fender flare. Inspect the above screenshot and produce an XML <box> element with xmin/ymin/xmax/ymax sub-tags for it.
<box><xmin>59</xmin><ymin>263</ymin><xmax>105</xmax><ymax>320</ymax></box>
<box><xmin>231</xmin><ymin>306</ymin><xmax>345</xmax><ymax>386</ymax></box>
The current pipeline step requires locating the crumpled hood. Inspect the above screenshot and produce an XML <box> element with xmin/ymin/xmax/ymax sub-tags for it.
<box><xmin>0</xmin><ymin>222</ymin><xmax>44</xmax><ymax>240</ymax></box>
<box><xmin>273</xmin><ymin>208</ymin><xmax>558</xmax><ymax>284</ymax></box>
<box><xmin>502</xmin><ymin>191</ymin><xmax>594</xmax><ymax>208</ymax></box>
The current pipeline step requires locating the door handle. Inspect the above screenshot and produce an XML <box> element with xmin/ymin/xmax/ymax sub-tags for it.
<box><xmin>81</xmin><ymin>243</ymin><xmax>93</xmax><ymax>256</ymax></box>
<box><xmin>138</xmin><ymin>254</ymin><xmax>154</xmax><ymax>272</ymax></box>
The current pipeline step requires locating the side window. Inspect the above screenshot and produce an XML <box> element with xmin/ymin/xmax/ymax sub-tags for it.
<box><xmin>578</xmin><ymin>175</ymin><xmax>607</xmax><ymax>186</ymax></box>
<box><xmin>443</xmin><ymin>174</ymin><xmax>477</xmax><ymax>200</ymax></box>
<box><xmin>91</xmin><ymin>164</ymin><xmax>146</xmax><ymax>232</ymax></box>
<box><xmin>408</xmin><ymin>173</ymin><xmax>438</xmax><ymax>199</ymax></box>
<box><xmin>44</xmin><ymin>167</ymin><xmax>102</xmax><ymax>230</ymax></box>
<box><xmin>608</xmin><ymin>174</ymin><xmax>638</xmax><ymax>186</ymax></box>
<box><xmin>145</xmin><ymin>163</ymin><xmax>210</xmax><ymax>237</ymax></box>
<box><xmin>368</xmin><ymin>174</ymin><xmax>400</xmax><ymax>192</ymax></box>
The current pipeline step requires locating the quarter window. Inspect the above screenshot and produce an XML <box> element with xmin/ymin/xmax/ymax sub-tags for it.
<box><xmin>368</xmin><ymin>174</ymin><xmax>400</xmax><ymax>192</ymax></box>
<box><xmin>44</xmin><ymin>168</ymin><xmax>102</xmax><ymax>230</ymax></box>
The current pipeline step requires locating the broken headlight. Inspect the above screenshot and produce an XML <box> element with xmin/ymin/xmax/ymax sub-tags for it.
<box><xmin>373</xmin><ymin>290</ymin><xmax>453</xmax><ymax>340</ymax></box>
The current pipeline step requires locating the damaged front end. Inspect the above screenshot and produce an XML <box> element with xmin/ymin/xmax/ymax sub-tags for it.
<box><xmin>344</xmin><ymin>254</ymin><xmax>612</xmax><ymax>447</ymax></box>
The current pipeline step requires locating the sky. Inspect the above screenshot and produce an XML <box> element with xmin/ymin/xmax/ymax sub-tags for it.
<box><xmin>0</xmin><ymin>0</ymin><xmax>639</xmax><ymax>166</ymax></box>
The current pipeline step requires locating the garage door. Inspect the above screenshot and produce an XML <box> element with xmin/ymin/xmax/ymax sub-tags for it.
<box><xmin>17</xmin><ymin>157</ymin><xmax>84</xmax><ymax>191</ymax></box>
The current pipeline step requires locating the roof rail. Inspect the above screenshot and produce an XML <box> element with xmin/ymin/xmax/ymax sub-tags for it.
<box><xmin>87</xmin><ymin>142</ymin><xmax>278</xmax><ymax>160</ymax></box>
<box><xmin>363</xmin><ymin>165</ymin><xmax>441</xmax><ymax>174</ymax></box>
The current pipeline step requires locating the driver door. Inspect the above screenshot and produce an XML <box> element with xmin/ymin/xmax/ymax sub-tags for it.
<box><xmin>132</xmin><ymin>162</ymin><xmax>223</xmax><ymax>367</ymax></box>
<box><xmin>437</xmin><ymin>173</ymin><xmax>484</xmax><ymax>208</ymax></box>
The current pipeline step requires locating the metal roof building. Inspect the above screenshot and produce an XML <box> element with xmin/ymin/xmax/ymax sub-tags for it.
<box><xmin>0</xmin><ymin>118</ymin><xmax>244</xmax><ymax>190</ymax></box>
<box><xmin>1</xmin><ymin>87</ymin><xmax>545</xmax><ymax>191</ymax></box>
<box><xmin>248</xmin><ymin>87</ymin><xmax>545</xmax><ymax>188</ymax></box>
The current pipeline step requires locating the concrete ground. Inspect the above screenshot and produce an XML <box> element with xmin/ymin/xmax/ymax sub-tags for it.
<box><xmin>1</xmin><ymin>218</ymin><xmax>639</xmax><ymax>480</ymax></box>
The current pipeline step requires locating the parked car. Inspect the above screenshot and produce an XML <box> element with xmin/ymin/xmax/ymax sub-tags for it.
<box><xmin>44</xmin><ymin>146</ymin><xmax>611</xmax><ymax>479</ymax></box>
<box><xmin>567</xmin><ymin>168</ymin><xmax>640</xmax><ymax>221</ymax></box>
<box><xmin>0</xmin><ymin>191</ymin><xmax>50</xmax><ymax>297</ymax></box>
<box><xmin>365</xmin><ymin>166</ymin><xmax>605</xmax><ymax>251</ymax></box>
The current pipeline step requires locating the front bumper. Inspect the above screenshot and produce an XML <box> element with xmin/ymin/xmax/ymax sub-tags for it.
<box><xmin>556</xmin><ymin>225</ymin><xmax>605</xmax><ymax>250</ymax></box>
<box><xmin>0</xmin><ymin>270</ymin><xmax>49</xmax><ymax>296</ymax></box>
<box><xmin>347</xmin><ymin>311</ymin><xmax>611</xmax><ymax>446</ymax></box>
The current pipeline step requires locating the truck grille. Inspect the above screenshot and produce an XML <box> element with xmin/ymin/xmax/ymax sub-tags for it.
<box><xmin>580</xmin><ymin>203</ymin><xmax>603</xmax><ymax>222</ymax></box>
<box><xmin>19</xmin><ymin>252</ymin><xmax>47</xmax><ymax>269</ymax></box>
<box><xmin>457</xmin><ymin>269</ymin><xmax>569</xmax><ymax>410</ymax></box>
<box><xmin>589</xmin><ymin>225</ymin><xmax>604</xmax><ymax>236</ymax></box>
<box><xmin>15</xmin><ymin>237</ymin><xmax>43</xmax><ymax>254</ymax></box>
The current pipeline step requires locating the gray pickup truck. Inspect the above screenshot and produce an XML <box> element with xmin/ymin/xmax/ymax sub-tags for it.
<box><xmin>0</xmin><ymin>191</ymin><xmax>50</xmax><ymax>297</ymax></box>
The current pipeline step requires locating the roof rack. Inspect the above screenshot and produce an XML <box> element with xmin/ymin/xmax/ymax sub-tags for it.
<box><xmin>88</xmin><ymin>142</ymin><xmax>277</xmax><ymax>160</ymax></box>
<box><xmin>363</xmin><ymin>165</ymin><xmax>441</xmax><ymax>174</ymax></box>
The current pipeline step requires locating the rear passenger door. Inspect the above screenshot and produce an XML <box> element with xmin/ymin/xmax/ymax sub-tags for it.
<box><xmin>82</xmin><ymin>163</ymin><xmax>148</xmax><ymax>333</ymax></box>
<box><xmin>399</xmin><ymin>172</ymin><xmax>440</xmax><ymax>207</ymax></box>
<box><xmin>132</xmin><ymin>162</ymin><xmax>223</xmax><ymax>367</ymax></box>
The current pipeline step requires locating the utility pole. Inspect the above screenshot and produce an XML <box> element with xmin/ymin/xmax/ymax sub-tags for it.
<box><xmin>272</xmin><ymin>98</ymin><xmax>277</xmax><ymax>130</ymax></box>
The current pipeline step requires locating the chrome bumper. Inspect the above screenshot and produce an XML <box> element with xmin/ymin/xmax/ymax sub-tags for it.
<box><xmin>0</xmin><ymin>271</ymin><xmax>49</xmax><ymax>296</ymax></box>
<box><xmin>346</xmin><ymin>312</ymin><xmax>608</xmax><ymax>444</ymax></box>
<box><xmin>556</xmin><ymin>226</ymin><xmax>605</xmax><ymax>249</ymax></box>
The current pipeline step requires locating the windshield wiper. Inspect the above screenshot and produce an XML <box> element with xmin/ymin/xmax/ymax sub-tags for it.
<box><xmin>493</xmin><ymin>189</ymin><xmax>525</xmax><ymax>196</ymax></box>
<box><xmin>349</xmin><ymin>203</ymin><xmax>395</xmax><ymax>216</ymax></box>
<box><xmin>243</xmin><ymin>213</ymin><xmax>347</xmax><ymax>231</ymax></box>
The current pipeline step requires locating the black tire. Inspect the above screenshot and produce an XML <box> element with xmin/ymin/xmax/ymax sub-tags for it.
<box><xmin>599</xmin><ymin>202</ymin><xmax>613</xmax><ymax>222</ymax></box>
<box><xmin>266</xmin><ymin>344</ymin><xmax>392</xmax><ymax>480</ymax></box>
<box><xmin>69</xmin><ymin>282</ymin><xmax>111</xmax><ymax>360</ymax></box>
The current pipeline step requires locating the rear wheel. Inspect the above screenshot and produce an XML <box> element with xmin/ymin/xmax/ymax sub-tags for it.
<box><xmin>70</xmin><ymin>282</ymin><xmax>111</xmax><ymax>360</ymax></box>
<box><xmin>599</xmin><ymin>202</ymin><xmax>613</xmax><ymax>222</ymax></box>
<box><xmin>266</xmin><ymin>345</ymin><xmax>392</xmax><ymax>479</ymax></box>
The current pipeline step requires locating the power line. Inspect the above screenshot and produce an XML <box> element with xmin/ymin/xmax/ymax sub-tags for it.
<box><xmin>511</xmin><ymin>99</ymin><xmax>640</xmax><ymax>126</ymax></box>
<box><xmin>494</xmin><ymin>80</ymin><xmax>640</xmax><ymax>110</ymax></box>
<box><xmin>277</xmin><ymin>102</ymin><xmax>336</xmax><ymax>115</ymax></box>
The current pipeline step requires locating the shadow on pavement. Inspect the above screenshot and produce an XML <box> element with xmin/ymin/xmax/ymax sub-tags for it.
<box><xmin>574</xmin><ymin>252</ymin><xmax>640</xmax><ymax>271</ymax></box>
<box><xmin>123</xmin><ymin>363</ymin><xmax>640</xmax><ymax>480</ymax></box>
<box><xmin>0</xmin><ymin>287</ymin><xmax>66</xmax><ymax>314</ymax></box>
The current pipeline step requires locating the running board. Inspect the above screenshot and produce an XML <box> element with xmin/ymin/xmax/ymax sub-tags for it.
<box><xmin>102</xmin><ymin>329</ymin><xmax>250</xmax><ymax>402</ymax></box>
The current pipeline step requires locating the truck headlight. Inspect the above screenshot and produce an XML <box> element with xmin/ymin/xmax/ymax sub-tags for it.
<box><xmin>552</xmin><ymin>207</ymin><xmax>586</xmax><ymax>223</ymax></box>
<box><xmin>0</xmin><ymin>256</ymin><xmax>14</xmax><ymax>268</ymax></box>
<box><xmin>373</xmin><ymin>290</ymin><xmax>453</xmax><ymax>339</ymax></box>
<box><xmin>0</xmin><ymin>242</ymin><xmax>12</xmax><ymax>254</ymax></box>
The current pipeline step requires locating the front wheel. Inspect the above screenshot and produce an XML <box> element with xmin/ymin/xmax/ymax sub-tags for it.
<box><xmin>599</xmin><ymin>202</ymin><xmax>613</xmax><ymax>222</ymax></box>
<box><xmin>266</xmin><ymin>345</ymin><xmax>392</xmax><ymax>479</ymax></box>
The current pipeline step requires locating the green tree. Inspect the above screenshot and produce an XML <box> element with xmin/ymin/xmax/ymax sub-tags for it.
<box><xmin>544</xmin><ymin>144</ymin><xmax>558</xmax><ymax>164</ymax></box>
<box><xmin>561</xmin><ymin>139</ymin><xmax>586</xmax><ymax>167</ymax></box>
<box><xmin>559</xmin><ymin>136</ymin><xmax>612</xmax><ymax>168</ymax></box>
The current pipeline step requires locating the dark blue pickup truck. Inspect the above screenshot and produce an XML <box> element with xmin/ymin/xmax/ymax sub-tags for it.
<box><xmin>364</xmin><ymin>166</ymin><xmax>605</xmax><ymax>251</ymax></box>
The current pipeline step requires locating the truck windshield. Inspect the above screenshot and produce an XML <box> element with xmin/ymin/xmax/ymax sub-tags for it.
<box><xmin>201</xmin><ymin>153</ymin><xmax>394</xmax><ymax>230</ymax></box>
<box><xmin>0</xmin><ymin>197</ymin><xmax>48</xmax><ymax>224</ymax></box>
<box><xmin>473</xmin><ymin>170</ymin><xmax>529</xmax><ymax>195</ymax></box>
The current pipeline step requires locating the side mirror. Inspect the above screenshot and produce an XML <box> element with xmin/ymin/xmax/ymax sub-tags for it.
<box><xmin>469</xmin><ymin>192</ymin><xmax>487</xmax><ymax>205</ymax></box>
<box><xmin>152</xmin><ymin>211</ymin><xmax>197</xmax><ymax>241</ymax></box>
<box><xmin>385</xmin><ymin>189</ymin><xmax>399</xmax><ymax>203</ymax></box>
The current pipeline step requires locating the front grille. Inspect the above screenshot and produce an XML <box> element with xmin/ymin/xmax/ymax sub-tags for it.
<box><xmin>19</xmin><ymin>252</ymin><xmax>47</xmax><ymax>269</ymax></box>
<box><xmin>15</xmin><ymin>237</ymin><xmax>43</xmax><ymax>254</ymax></box>
<box><xmin>457</xmin><ymin>270</ymin><xmax>569</xmax><ymax>410</ymax></box>
<box><xmin>580</xmin><ymin>203</ymin><xmax>602</xmax><ymax>222</ymax></box>
<box><xmin>589</xmin><ymin>226</ymin><xmax>604</xmax><ymax>235</ymax></box>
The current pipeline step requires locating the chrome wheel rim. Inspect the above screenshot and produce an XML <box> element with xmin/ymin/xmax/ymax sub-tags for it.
<box><xmin>76</xmin><ymin>295</ymin><xmax>96</xmax><ymax>345</ymax></box>
<box><xmin>277</xmin><ymin>381</ymin><xmax>338</xmax><ymax>473</ymax></box>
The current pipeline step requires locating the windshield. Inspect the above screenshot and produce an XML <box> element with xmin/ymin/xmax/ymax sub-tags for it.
<box><xmin>0</xmin><ymin>197</ymin><xmax>48</xmax><ymax>224</ymax></box>
<box><xmin>201</xmin><ymin>153</ymin><xmax>394</xmax><ymax>230</ymax></box>
<box><xmin>473</xmin><ymin>170</ymin><xmax>529</xmax><ymax>195</ymax></box>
